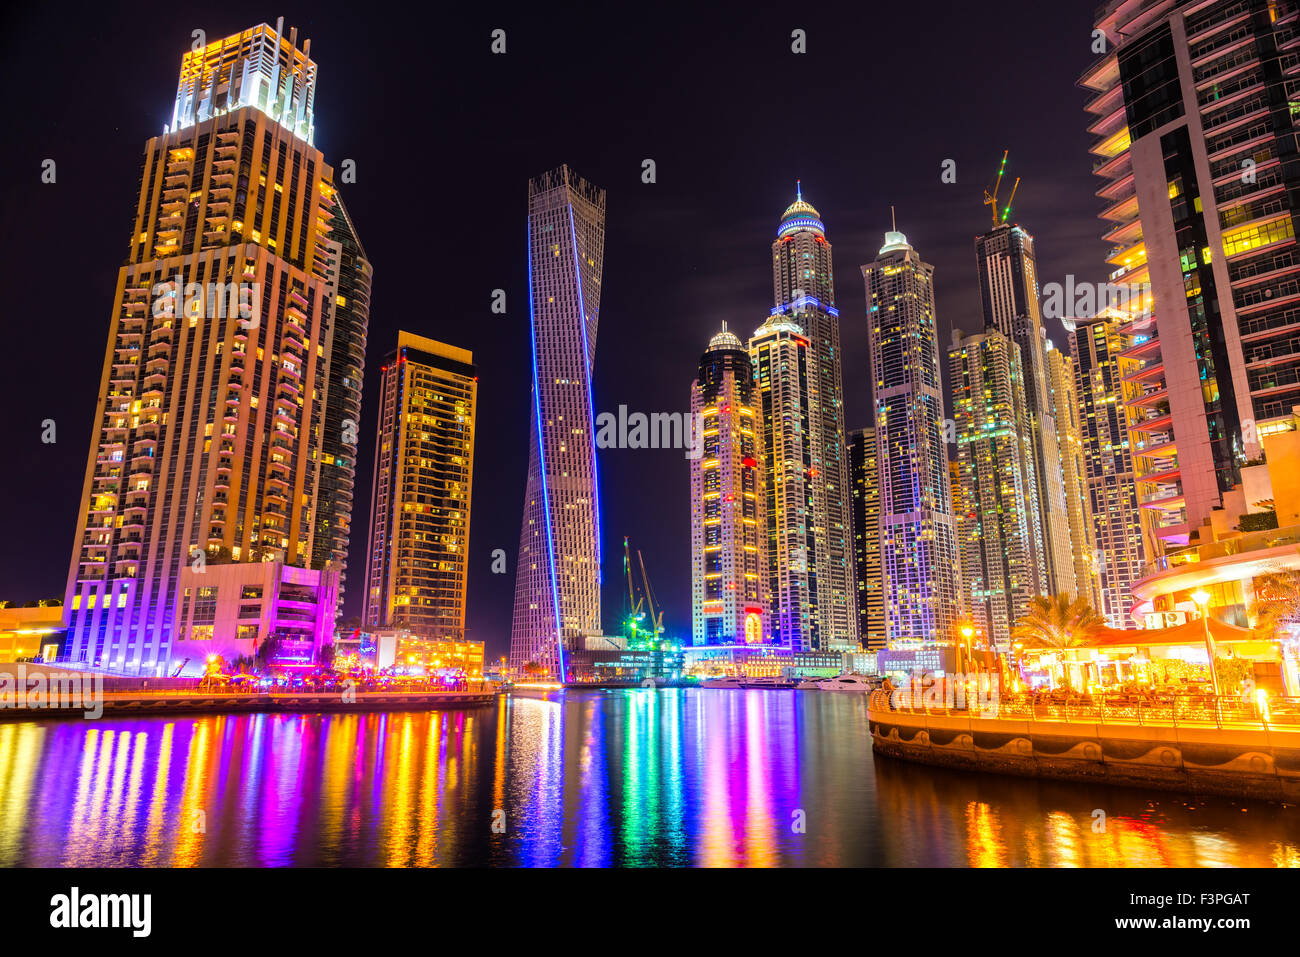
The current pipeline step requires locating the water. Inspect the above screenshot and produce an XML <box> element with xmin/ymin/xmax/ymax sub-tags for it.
<box><xmin>2</xmin><ymin>688</ymin><xmax>1297</xmax><ymax>866</ymax></box>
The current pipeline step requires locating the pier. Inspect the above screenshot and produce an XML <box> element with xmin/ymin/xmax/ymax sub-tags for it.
<box><xmin>867</xmin><ymin>689</ymin><xmax>1300</xmax><ymax>803</ymax></box>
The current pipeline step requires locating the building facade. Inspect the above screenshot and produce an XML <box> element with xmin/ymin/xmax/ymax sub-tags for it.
<box><xmin>975</xmin><ymin>222</ymin><xmax>1076</xmax><ymax>598</ymax></box>
<box><xmin>862</xmin><ymin>228</ymin><xmax>960</xmax><ymax>645</ymax></box>
<box><xmin>1046</xmin><ymin>341</ymin><xmax>1106</xmax><ymax>613</ymax></box>
<box><xmin>62</xmin><ymin>22</ymin><xmax>356</xmax><ymax>674</ymax></box>
<box><xmin>312</xmin><ymin>197</ymin><xmax>372</xmax><ymax>616</ymax></box>
<box><xmin>770</xmin><ymin>187</ymin><xmax>858</xmax><ymax>649</ymax></box>
<box><xmin>363</xmin><ymin>333</ymin><xmax>476</xmax><ymax>642</ymax></box>
<box><xmin>510</xmin><ymin>167</ymin><xmax>607</xmax><ymax>679</ymax></box>
<box><xmin>1069</xmin><ymin>314</ymin><xmax>1149</xmax><ymax>627</ymax></box>
<box><xmin>849</xmin><ymin>428</ymin><xmax>885</xmax><ymax>651</ymax></box>
<box><xmin>949</xmin><ymin>327</ymin><xmax>1047</xmax><ymax>651</ymax></box>
<box><xmin>690</xmin><ymin>324</ymin><xmax>768</xmax><ymax>646</ymax></box>
<box><xmin>749</xmin><ymin>316</ymin><xmax>819</xmax><ymax>651</ymax></box>
<box><xmin>1081</xmin><ymin>0</ymin><xmax>1300</xmax><ymax>554</ymax></box>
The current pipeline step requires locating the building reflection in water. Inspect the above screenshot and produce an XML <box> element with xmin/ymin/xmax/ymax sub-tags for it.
<box><xmin>0</xmin><ymin>691</ymin><xmax>1296</xmax><ymax>866</ymax></box>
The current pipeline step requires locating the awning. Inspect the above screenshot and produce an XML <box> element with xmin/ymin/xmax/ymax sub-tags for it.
<box><xmin>1075</xmin><ymin>617</ymin><xmax>1256</xmax><ymax>649</ymax></box>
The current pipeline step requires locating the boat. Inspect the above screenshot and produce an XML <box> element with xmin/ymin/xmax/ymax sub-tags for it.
<box><xmin>814</xmin><ymin>673</ymin><xmax>877</xmax><ymax>693</ymax></box>
<box><xmin>700</xmin><ymin>676</ymin><xmax>744</xmax><ymax>689</ymax></box>
<box><xmin>739</xmin><ymin>675</ymin><xmax>797</xmax><ymax>689</ymax></box>
<box><xmin>795</xmin><ymin>677</ymin><xmax>822</xmax><ymax>690</ymax></box>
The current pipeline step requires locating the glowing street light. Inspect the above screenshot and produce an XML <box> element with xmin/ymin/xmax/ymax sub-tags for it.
<box><xmin>1191</xmin><ymin>590</ymin><xmax>1221</xmax><ymax>697</ymax></box>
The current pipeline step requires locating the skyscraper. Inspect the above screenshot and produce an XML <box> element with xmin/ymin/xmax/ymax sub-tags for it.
<box><xmin>690</xmin><ymin>324</ymin><xmax>767</xmax><ymax>646</ymax></box>
<box><xmin>1069</xmin><ymin>314</ymin><xmax>1147</xmax><ymax>628</ymax></box>
<box><xmin>770</xmin><ymin>186</ymin><xmax>857</xmax><ymax>649</ymax></box>
<box><xmin>975</xmin><ymin>222</ymin><xmax>1076</xmax><ymax>598</ymax></box>
<box><xmin>363</xmin><ymin>333</ymin><xmax>476</xmax><ymax>640</ymax></box>
<box><xmin>1045</xmin><ymin>341</ymin><xmax>1104</xmax><ymax>613</ymax></box>
<box><xmin>312</xmin><ymin>197</ymin><xmax>372</xmax><ymax>616</ymax></box>
<box><xmin>1082</xmin><ymin>0</ymin><xmax>1299</xmax><ymax>553</ymax></box>
<box><xmin>849</xmin><ymin>428</ymin><xmax>885</xmax><ymax>652</ymax></box>
<box><xmin>749</xmin><ymin>315</ymin><xmax>818</xmax><ymax>650</ymax></box>
<box><xmin>63</xmin><ymin>22</ymin><xmax>356</xmax><ymax>674</ymax></box>
<box><xmin>862</xmin><ymin>226</ymin><xmax>959</xmax><ymax>645</ymax></box>
<box><xmin>510</xmin><ymin>167</ymin><xmax>606</xmax><ymax>679</ymax></box>
<box><xmin>949</xmin><ymin>327</ymin><xmax>1047</xmax><ymax>651</ymax></box>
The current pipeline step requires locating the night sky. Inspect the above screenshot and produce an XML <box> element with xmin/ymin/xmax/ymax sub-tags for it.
<box><xmin>0</xmin><ymin>1</ymin><xmax>1106</xmax><ymax>662</ymax></box>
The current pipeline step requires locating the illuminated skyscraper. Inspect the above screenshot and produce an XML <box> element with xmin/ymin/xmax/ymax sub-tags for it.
<box><xmin>975</xmin><ymin>222</ymin><xmax>1076</xmax><ymax>598</ymax></box>
<box><xmin>363</xmin><ymin>333</ymin><xmax>476</xmax><ymax>640</ymax></box>
<box><xmin>690</xmin><ymin>324</ymin><xmax>767</xmax><ymax>645</ymax></box>
<box><xmin>749</xmin><ymin>316</ymin><xmax>818</xmax><ymax>650</ymax></box>
<box><xmin>849</xmin><ymin>428</ymin><xmax>885</xmax><ymax>651</ymax></box>
<box><xmin>63</xmin><ymin>22</ymin><xmax>356</xmax><ymax>674</ymax></box>
<box><xmin>1069</xmin><ymin>314</ymin><xmax>1146</xmax><ymax>627</ymax></box>
<box><xmin>1046</xmin><ymin>341</ymin><xmax>1105</xmax><ymax>613</ymax></box>
<box><xmin>770</xmin><ymin>186</ymin><xmax>857</xmax><ymax>649</ymax></box>
<box><xmin>949</xmin><ymin>327</ymin><xmax>1047</xmax><ymax>651</ymax></box>
<box><xmin>862</xmin><ymin>226</ymin><xmax>959</xmax><ymax>644</ymax></box>
<box><xmin>1082</xmin><ymin>0</ymin><xmax>1300</xmax><ymax>554</ymax></box>
<box><xmin>510</xmin><ymin>167</ymin><xmax>606</xmax><ymax>679</ymax></box>
<box><xmin>312</xmin><ymin>197</ymin><xmax>372</xmax><ymax>615</ymax></box>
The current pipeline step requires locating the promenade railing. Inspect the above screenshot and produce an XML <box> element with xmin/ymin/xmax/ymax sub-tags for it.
<box><xmin>869</xmin><ymin>688</ymin><xmax>1300</xmax><ymax>731</ymax></box>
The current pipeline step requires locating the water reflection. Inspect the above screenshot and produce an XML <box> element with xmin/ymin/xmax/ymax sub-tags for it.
<box><xmin>0</xmin><ymin>690</ymin><xmax>1295</xmax><ymax>866</ymax></box>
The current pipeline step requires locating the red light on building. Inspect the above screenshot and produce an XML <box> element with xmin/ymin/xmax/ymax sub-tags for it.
<box><xmin>742</xmin><ymin>456</ymin><xmax>757</xmax><ymax>468</ymax></box>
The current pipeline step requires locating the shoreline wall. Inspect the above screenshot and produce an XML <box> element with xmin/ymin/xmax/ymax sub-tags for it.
<box><xmin>868</xmin><ymin>703</ymin><xmax>1300</xmax><ymax>803</ymax></box>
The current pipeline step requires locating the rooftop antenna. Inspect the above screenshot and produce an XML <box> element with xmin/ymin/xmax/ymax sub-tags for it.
<box><xmin>890</xmin><ymin>205</ymin><xmax>896</xmax><ymax>232</ymax></box>
<box><xmin>796</xmin><ymin>179</ymin><xmax>802</xmax><ymax>201</ymax></box>
<box><xmin>983</xmin><ymin>150</ymin><xmax>1021</xmax><ymax>227</ymax></box>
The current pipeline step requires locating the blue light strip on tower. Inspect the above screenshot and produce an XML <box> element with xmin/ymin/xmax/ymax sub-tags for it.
<box><xmin>771</xmin><ymin>295</ymin><xmax>839</xmax><ymax>318</ymax></box>
<box><xmin>527</xmin><ymin>221</ymin><xmax>566</xmax><ymax>681</ymax></box>
<box><xmin>568</xmin><ymin>204</ymin><xmax>603</xmax><ymax>585</ymax></box>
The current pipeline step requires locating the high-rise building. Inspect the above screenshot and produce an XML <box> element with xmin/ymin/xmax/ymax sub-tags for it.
<box><xmin>1069</xmin><ymin>314</ymin><xmax>1147</xmax><ymax>627</ymax></box>
<box><xmin>1081</xmin><ymin>0</ymin><xmax>1300</xmax><ymax>553</ymax></box>
<box><xmin>949</xmin><ymin>327</ymin><xmax>1047</xmax><ymax>651</ymax></box>
<box><xmin>749</xmin><ymin>315</ymin><xmax>818</xmax><ymax>650</ymax></box>
<box><xmin>862</xmin><ymin>226</ymin><xmax>959</xmax><ymax>645</ymax></box>
<box><xmin>363</xmin><ymin>333</ymin><xmax>476</xmax><ymax>641</ymax></box>
<box><xmin>510</xmin><ymin>167</ymin><xmax>606</xmax><ymax>680</ymax></box>
<box><xmin>690</xmin><ymin>323</ymin><xmax>767</xmax><ymax>646</ymax></box>
<box><xmin>312</xmin><ymin>197</ymin><xmax>372</xmax><ymax>616</ymax></box>
<box><xmin>849</xmin><ymin>428</ymin><xmax>885</xmax><ymax>651</ymax></box>
<box><xmin>975</xmin><ymin>222</ymin><xmax>1076</xmax><ymax>598</ymax></box>
<box><xmin>62</xmin><ymin>22</ymin><xmax>355</xmax><ymax>674</ymax></box>
<box><xmin>770</xmin><ymin>186</ymin><xmax>857</xmax><ymax>649</ymax></box>
<box><xmin>1045</xmin><ymin>341</ymin><xmax>1105</xmax><ymax>613</ymax></box>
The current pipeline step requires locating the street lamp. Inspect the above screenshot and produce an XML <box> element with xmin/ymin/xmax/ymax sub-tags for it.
<box><xmin>1191</xmin><ymin>589</ymin><xmax>1221</xmax><ymax>697</ymax></box>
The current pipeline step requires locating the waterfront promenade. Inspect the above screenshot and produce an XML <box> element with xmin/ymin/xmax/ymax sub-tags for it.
<box><xmin>868</xmin><ymin>689</ymin><xmax>1300</xmax><ymax>802</ymax></box>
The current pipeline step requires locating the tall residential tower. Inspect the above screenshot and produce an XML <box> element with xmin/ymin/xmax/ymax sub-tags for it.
<box><xmin>949</xmin><ymin>327</ymin><xmax>1047</xmax><ymax>651</ymax></box>
<box><xmin>770</xmin><ymin>187</ymin><xmax>857</xmax><ymax>649</ymax></box>
<box><xmin>849</xmin><ymin>428</ymin><xmax>885</xmax><ymax>652</ymax></box>
<box><xmin>1082</xmin><ymin>0</ymin><xmax>1300</xmax><ymax>554</ymax></box>
<box><xmin>690</xmin><ymin>324</ymin><xmax>767</xmax><ymax>645</ymax></box>
<box><xmin>510</xmin><ymin>167</ymin><xmax>606</xmax><ymax>679</ymax></box>
<box><xmin>750</xmin><ymin>316</ymin><xmax>818</xmax><ymax>650</ymax></box>
<box><xmin>63</xmin><ymin>22</ymin><xmax>357</xmax><ymax>673</ymax></box>
<box><xmin>975</xmin><ymin>222</ymin><xmax>1076</xmax><ymax>598</ymax></box>
<box><xmin>862</xmin><ymin>227</ymin><xmax>959</xmax><ymax>645</ymax></box>
<box><xmin>363</xmin><ymin>333</ymin><xmax>476</xmax><ymax>640</ymax></box>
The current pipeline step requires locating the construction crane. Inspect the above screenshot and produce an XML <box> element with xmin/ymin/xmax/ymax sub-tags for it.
<box><xmin>621</xmin><ymin>536</ymin><xmax>664</xmax><ymax>647</ymax></box>
<box><xmin>983</xmin><ymin>149</ymin><xmax>1021</xmax><ymax>228</ymax></box>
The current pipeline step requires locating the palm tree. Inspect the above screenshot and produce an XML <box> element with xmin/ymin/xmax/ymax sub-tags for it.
<box><xmin>1249</xmin><ymin>569</ymin><xmax>1300</xmax><ymax>639</ymax></box>
<box><xmin>1012</xmin><ymin>594</ymin><xmax>1105</xmax><ymax>689</ymax></box>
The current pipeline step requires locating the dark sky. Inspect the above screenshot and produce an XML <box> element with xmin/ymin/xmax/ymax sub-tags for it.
<box><xmin>0</xmin><ymin>1</ymin><xmax>1107</xmax><ymax>663</ymax></box>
